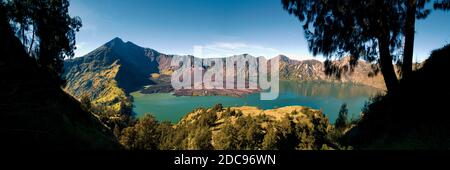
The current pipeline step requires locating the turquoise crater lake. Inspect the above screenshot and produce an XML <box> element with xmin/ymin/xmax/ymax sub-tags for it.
<box><xmin>131</xmin><ymin>81</ymin><xmax>381</xmax><ymax>123</ymax></box>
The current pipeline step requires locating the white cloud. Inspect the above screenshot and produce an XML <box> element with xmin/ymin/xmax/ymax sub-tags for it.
<box><xmin>75</xmin><ymin>42</ymin><xmax>86</xmax><ymax>49</ymax></box>
<box><xmin>283</xmin><ymin>52</ymin><xmax>321</xmax><ymax>61</ymax></box>
<box><xmin>192</xmin><ymin>42</ymin><xmax>320</xmax><ymax>61</ymax></box>
<box><xmin>193</xmin><ymin>42</ymin><xmax>280</xmax><ymax>58</ymax></box>
<box><xmin>74</xmin><ymin>42</ymin><xmax>89</xmax><ymax>57</ymax></box>
<box><xmin>213</xmin><ymin>42</ymin><xmax>249</xmax><ymax>50</ymax></box>
<box><xmin>82</xmin><ymin>24</ymin><xmax>98</xmax><ymax>32</ymax></box>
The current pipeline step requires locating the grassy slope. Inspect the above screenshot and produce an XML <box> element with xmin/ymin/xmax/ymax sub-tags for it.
<box><xmin>64</xmin><ymin>59</ymin><xmax>128</xmax><ymax>112</ymax></box>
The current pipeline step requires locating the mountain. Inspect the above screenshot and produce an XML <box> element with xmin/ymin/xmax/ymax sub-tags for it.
<box><xmin>275</xmin><ymin>55</ymin><xmax>386</xmax><ymax>89</ymax></box>
<box><xmin>64</xmin><ymin>38</ymin><xmax>174</xmax><ymax>112</ymax></box>
<box><xmin>63</xmin><ymin>38</ymin><xmax>386</xmax><ymax>113</ymax></box>
<box><xmin>0</xmin><ymin>27</ymin><xmax>120</xmax><ymax>150</ymax></box>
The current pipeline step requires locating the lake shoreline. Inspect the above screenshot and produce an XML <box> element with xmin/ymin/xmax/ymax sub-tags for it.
<box><xmin>131</xmin><ymin>81</ymin><xmax>380</xmax><ymax>123</ymax></box>
<box><xmin>140</xmin><ymin>74</ymin><xmax>262</xmax><ymax>97</ymax></box>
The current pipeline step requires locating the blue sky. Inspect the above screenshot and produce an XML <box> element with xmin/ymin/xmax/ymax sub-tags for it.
<box><xmin>70</xmin><ymin>0</ymin><xmax>450</xmax><ymax>61</ymax></box>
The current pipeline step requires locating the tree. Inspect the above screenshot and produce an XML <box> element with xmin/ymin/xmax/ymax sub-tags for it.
<box><xmin>311</xmin><ymin>114</ymin><xmax>330</xmax><ymax>148</ymax></box>
<box><xmin>402</xmin><ymin>0</ymin><xmax>449</xmax><ymax>78</ymax></box>
<box><xmin>119</xmin><ymin>114</ymin><xmax>161</xmax><ymax>150</ymax></box>
<box><xmin>213</xmin><ymin>103</ymin><xmax>223</xmax><ymax>111</ymax></box>
<box><xmin>278</xmin><ymin>114</ymin><xmax>297</xmax><ymax>150</ymax></box>
<box><xmin>3</xmin><ymin>0</ymin><xmax>81</xmax><ymax>84</ymax></box>
<box><xmin>188</xmin><ymin>126</ymin><xmax>213</xmax><ymax>150</ymax></box>
<box><xmin>296</xmin><ymin>129</ymin><xmax>315</xmax><ymax>150</ymax></box>
<box><xmin>214</xmin><ymin>122</ymin><xmax>237</xmax><ymax>150</ymax></box>
<box><xmin>134</xmin><ymin>114</ymin><xmax>160</xmax><ymax>150</ymax></box>
<box><xmin>235</xmin><ymin>116</ymin><xmax>264</xmax><ymax>149</ymax></box>
<box><xmin>119</xmin><ymin>127</ymin><xmax>137</xmax><ymax>149</ymax></box>
<box><xmin>80</xmin><ymin>94</ymin><xmax>91</xmax><ymax>112</ymax></box>
<box><xmin>282</xmin><ymin>0</ymin><xmax>449</xmax><ymax>92</ymax></box>
<box><xmin>157</xmin><ymin>121</ymin><xmax>175</xmax><ymax>150</ymax></box>
<box><xmin>335</xmin><ymin>103</ymin><xmax>349</xmax><ymax>130</ymax></box>
<box><xmin>262</xmin><ymin>125</ymin><xmax>280</xmax><ymax>150</ymax></box>
<box><xmin>113</xmin><ymin>124</ymin><xmax>121</xmax><ymax>138</ymax></box>
<box><xmin>434</xmin><ymin>0</ymin><xmax>450</xmax><ymax>10</ymax></box>
<box><xmin>198</xmin><ymin>109</ymin><xmax>217</xmax><ymax>127</ymax></box>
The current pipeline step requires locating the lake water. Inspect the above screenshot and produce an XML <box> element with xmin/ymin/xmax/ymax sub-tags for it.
<box><xmin>131</xmin><ymin>81</ymin><xmax>381</xmax><ymax>123</ymax></box>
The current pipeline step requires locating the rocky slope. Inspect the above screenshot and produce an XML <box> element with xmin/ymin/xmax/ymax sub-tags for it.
<box><xmin>276</xmin><ymin>55</ymin><xmax>386</xmax><ymax>90</ymax></box>
<box><xmin>63</xmin><ymin>38</ymin><xmax>175</xmax><ymax>112</ymax></box>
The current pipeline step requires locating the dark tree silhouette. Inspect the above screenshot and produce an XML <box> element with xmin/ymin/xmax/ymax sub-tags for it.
<box><xmin>2</xmin><ymin>0</ymin><xmax>81</xmax><ymax>84</ymax></box>
<box><xmin>402</xmin><ymin>0</ymin><xmax>425</xmax><ymax>79</ymax></box>
<box><xmin>335</xmin><ymin>103</ymin><xmax>348</xmax><ymax>130</ymax></box>
<box><xmin>282</xmin><ymin>0</ymin><xmax>449</xmax><ymax>93</ymax></box>
<box><xmin>434</xmin><ymin>0</ymin><xmax>450</xmax><ymax>10</ymax></box>
<box><xmin>402</xmin><ymin>0</ymin><xmax>449</xmax><ymax>78</ymax></box>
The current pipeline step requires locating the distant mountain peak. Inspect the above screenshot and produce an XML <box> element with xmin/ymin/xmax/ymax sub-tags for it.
<box><xmin>276</xmin><ymin>54</ymin><xmax>288</xmax><ymax>58</ymax></box>
<box><xmin>274</xmin><ymin>54</ymin><xmax>290</xmax><ymax>62</ymax></box>
<box><xmin>105</xmin><ymin>37</ymin><xmax>125</xmax><ymax>48</ymax></box>
<box><xmin>111</xmin><ymin>37</ymin><xmax>124</xmax><ymax>43</ymax></box>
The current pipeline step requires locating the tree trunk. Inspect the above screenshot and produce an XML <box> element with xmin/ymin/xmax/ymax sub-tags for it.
<box><xmin>28</xmin><ymin>23</ymin><xmax>35</xmax><ymax>56</ymax></box>
<box><xmin>378</xmin><ymin>36</ymin><xmax>399</xmax><ymax>93</ymax></box>
<box><xmin>402</xmin><ymin>0</ymin><xmax>416</xmax><ymax>78</ymax></box>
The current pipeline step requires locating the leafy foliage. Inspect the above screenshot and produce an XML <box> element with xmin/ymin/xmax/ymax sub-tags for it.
<box><xmin>119</xmin><ymin>114</ymin><xmax>163</xmax><ymax>150</ymax></box>
<box><xmin>0</xmin><ymin>0</ymin><xmax>119</xmax><ymax>150</ymax></box>
<box><xmin>344</xmin><ymin>44</ymin><xmax>450</xmax><ymax>149</ymax></box>
<box><xmin>335</xmin><ymin>103</ymin><xmax>349</xmax><ymax>130</ymax></box>
<box><xmin>116</xmin><ymin>104</ymin><xmax>336</xmax><ymax>150</ymax></box>
<box><xmin>282</xmin><ymin>0</ymin><xmax>449</xmax><ymax>92</ymax></box>
<box><xmin>3</xmin><ymin>0</ymin><xmax>81</xmax><ymax>83</ymax></box>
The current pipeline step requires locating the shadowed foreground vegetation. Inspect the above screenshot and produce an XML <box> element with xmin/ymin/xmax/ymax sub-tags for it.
<box><xmin>345</xmin><ymin>44</ymin><xmax>450</xmax><ymax>149</ymax></box>
<box><xmin>282</xmin><ymin>0</ymin><xmax>450</xmax><ymax>150</ymax></box>
<box><xmin>0</xmin><ymin>0</ymin><xmax>120</xmax><ymax>150</ymax></box>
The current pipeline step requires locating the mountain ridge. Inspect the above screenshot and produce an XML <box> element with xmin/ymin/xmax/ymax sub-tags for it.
<box><xmin>63</xmin><ymin>37</ymin><xmax>386</xmax><ymax>113</ymax></box>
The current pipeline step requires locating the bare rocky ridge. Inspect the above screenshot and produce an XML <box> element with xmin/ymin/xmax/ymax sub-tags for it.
<box><xmin>275</xmin><ymin>55</ymin><xmax>386</xmax><ymax>90</ymax></box>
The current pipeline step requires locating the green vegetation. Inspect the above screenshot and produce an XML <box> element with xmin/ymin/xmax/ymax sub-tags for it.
<box><xmin>114</xmin><ymin>104</ymin><xmax>341</xmax><ymax>150</ymax></box>
<box><xmin>343</xmin><ymin>44</ymin><xmax>450</xmax><ymax>149</ymax></box>
<box><xmin>335</xmin><ymin>103</ymin><xmax>349</xmax><ymax>131</ymax></box>
<box><xmin>3</xmin><ymin>0</ymin><xmax>448</xmax><ymax>151</ymax></box>
<box><xmin>80</xmin><ymin>94</ymin><xmax>133</xmax><ymax>136</ymax></box>
<box><xmin>1</xmin><ymin>0</ymin><xmax>120</xmax><ymax>150</ymax></box>
<box><xmin>282</xmin><ymin>0</ymin><xmax>449</xmax><ymax>93</ymax></box>
<box><xmin>119</xmin><ymin>115</ymin><xmax>161</xmax><ymax>150</ymax></box>
<box><xmin>65</xmin><ymin>61</ymin><xmax>132</xmax><ymax>113</ymax></box>
<box><xmin>3</xmin><ymin>0</ymin><xmax>81</xmax><ymax>83</ymax></box>
<box><xmin>281</xmin><ymin>0</ymin><xmax>450</xmax><ymax>150</ymax></box>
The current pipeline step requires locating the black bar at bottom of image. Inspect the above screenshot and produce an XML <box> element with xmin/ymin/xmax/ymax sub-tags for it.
<box><xmin>2</xmin><ymin>150</ymin><xmax>449</xmax><ymax>169</ymax></box>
